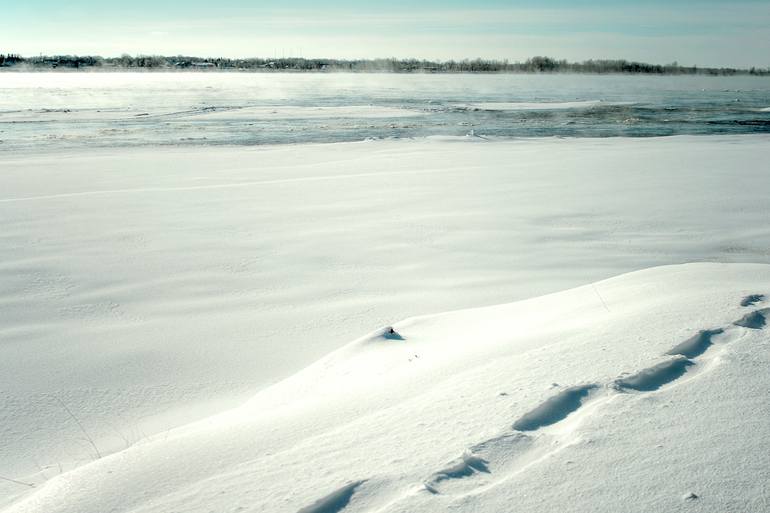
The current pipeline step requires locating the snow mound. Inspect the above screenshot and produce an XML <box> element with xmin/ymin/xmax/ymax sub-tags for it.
<box><xmin>4</xmin><ymin>263</ymin><xmax>770</xmax><ymax>513</ymax></box>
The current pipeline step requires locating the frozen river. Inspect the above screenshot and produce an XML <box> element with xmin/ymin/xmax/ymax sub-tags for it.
<box><xmin>1</xmin><ymin>72</ymin><xmax>769</xmax><ymax>151</ymax></box>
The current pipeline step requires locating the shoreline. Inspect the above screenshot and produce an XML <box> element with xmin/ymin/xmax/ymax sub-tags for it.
<box><xmin>2</xmin><ymin>132</ymin><xmax>770</xmax><ymax>160</ymax></box>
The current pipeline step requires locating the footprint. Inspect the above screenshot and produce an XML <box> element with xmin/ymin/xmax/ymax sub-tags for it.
<box><xmin>469</xmin><ymin>432</ymin><xmax>533</xmax><ymax>455</ymax></box>
<box><xmin>613</xmin><ymin>356</ymin><xmax>693</xmax><ymax>392</ymax></box>
<box><xmin>665</xmin><ymin>329</ymin><xmax>723</xmax><ymax>359</ymax></box>
<box><xmin>512</xmin><ymin>384</ymin><xmax>598</xmax><ymax>431</ymax></box>
<box><xmin>733</xmin><ymin>308</ymin><xmax>770</xmax><ymax>329</ymax></box>
<box><xmin>424</xmin><ymin>433</ymin><xmax>533</xmax><ymax>494</ymax></box>
<box><xmin>297</xmin><ymin>480</ymin><xmax>366</xmax><ymax>513</ymax></box>
<box><xmin>740</xmin><ymin>294</ymin><xmax>765</xmax><ymax>307</ymax></box>
<box><xmin>424</xmin><ymin>384</ymin><xmax>605</xmax><ymax>497</ymax></box>
<box><xmin>423</xmin><ymin>453</ymin><xmax>491</xmax><ymax>493</ymax></box>
<box><xmin>423</xmin><ymin>385</ymin><xmax>601</xmax><ymax>495</ymax></box>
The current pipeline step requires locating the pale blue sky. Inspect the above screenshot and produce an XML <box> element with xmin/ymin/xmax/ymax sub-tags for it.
<box><xmin>4</xmin><ymin>1</ymin><xmax>770</xmax><ymax>66</ymax></box>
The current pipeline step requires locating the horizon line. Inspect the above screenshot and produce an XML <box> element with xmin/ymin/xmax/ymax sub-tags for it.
<box><xmin>3</xmin><ymin>54</ymin><xmax>769</xmax><ymax>72</ymax></box>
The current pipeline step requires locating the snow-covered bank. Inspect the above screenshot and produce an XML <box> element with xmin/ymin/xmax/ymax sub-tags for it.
<box><xmin>4</xmin><ymin>263</ymin><xmax>770</xmax><ymax>513</ymax></box>
<box><xmin>2</xmin><ymin>135</ymin><xmax>770</xmax><ymax>503</ymax></box>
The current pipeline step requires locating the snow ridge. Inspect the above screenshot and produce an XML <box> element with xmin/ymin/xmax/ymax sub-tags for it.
<box><xmin>413</xmin><ymin>298</ymin><xmax>768</xmax><ymax>505</ymax></box>
<box><xmin>3</xmin><ymin>267</ymin><xmax>769</xmax><ymax>513</ymax></box>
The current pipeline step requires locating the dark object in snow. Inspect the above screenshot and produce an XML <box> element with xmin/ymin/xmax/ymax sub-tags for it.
<box><xmin>383</xmin><ymin>326</ymin><xmax>405</xmax><ymax>340</ymax></box>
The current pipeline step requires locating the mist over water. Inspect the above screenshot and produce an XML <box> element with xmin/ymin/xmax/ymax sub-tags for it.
<box><xmin>1</xmin><ymin>72</ymin><xmax>769</xmax><ymax>151</ymax></box>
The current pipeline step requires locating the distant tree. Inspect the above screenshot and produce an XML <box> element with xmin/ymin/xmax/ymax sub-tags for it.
<box><xmin>2</xmin><ymin>53</ymin><xmax>767</xmax><ymax>75</ymax></box>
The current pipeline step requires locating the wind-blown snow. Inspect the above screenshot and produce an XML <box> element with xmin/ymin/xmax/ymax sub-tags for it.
<box><xmin>3</xmin><ymin>135</ymin><xmax>770</xmax><ymax>505</ymax></box>
<box><xmin>3</xmin><ymin>263</ymin><xmax>770</xmax><ymax>513</ymax></box>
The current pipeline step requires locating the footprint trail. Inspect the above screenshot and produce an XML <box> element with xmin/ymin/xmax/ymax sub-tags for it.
<box><xmin>324</xmin><ymin>296</ymin><xmax>770</xmax><ymax>512</ymax></box>
<box><xmin>419</xmin><ymin>298</ymin><xmax>769</xmax><ymax>501</ymax></box>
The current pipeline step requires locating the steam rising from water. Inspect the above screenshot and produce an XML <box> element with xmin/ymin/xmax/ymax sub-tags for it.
<box><xmin>1</xmin><ymin>72</ymin><xmax>769</xmax><ymax>151</ymax></box>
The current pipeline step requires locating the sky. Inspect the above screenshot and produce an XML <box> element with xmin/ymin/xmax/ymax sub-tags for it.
<box><xmin>4</xmin><ymin>0</ymin><xmax>770</xmax><ymax>67</ymax></box>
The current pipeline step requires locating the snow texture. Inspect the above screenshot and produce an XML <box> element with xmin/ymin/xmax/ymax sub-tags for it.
<box><xmin>3</xmin><ymin>135</ymin><xmax>770</xmax><ymax>511</ymax></box>
<box><xmin>3</xmin><ymin>263</ymin><xmax>770</xmax><ymax>513</ymax></box>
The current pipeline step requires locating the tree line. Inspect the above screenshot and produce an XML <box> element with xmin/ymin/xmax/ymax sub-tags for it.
<box><xmin>1</xmin><ymin>54</ymin><xmax>768</xmax><ymax>75</ymax></box>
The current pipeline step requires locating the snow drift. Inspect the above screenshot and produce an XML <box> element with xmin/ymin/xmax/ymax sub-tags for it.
<box><xmin>4</xmin><ymin>263</ymin><xmax>770</xmax><ymax>513</ymax></box>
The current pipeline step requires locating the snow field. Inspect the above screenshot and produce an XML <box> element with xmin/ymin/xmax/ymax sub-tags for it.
<box><xmin>4</xmin><ymin>263</ymin><xmax>770</xmax><ymax>513</ymax></box>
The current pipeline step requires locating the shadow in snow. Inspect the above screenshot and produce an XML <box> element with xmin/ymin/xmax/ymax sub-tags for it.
<box><xmin>740</xmin><ymin>294</ymin><xmax>765</xmax><ymax>307</ymax></box>
<box><xmin>614</xmin><ymin>356</ymin><xmax>693</xmax><ymax>392</ymax></box>
<box><xmin>424</xmin><ymin>453</ymin><xmax>491</xmax><ymax>493</ymax></box>
<box><xmin>666</xmin><ymin>329</ymin><xmax>724</xmax><ymax>359</ymax></box>
<box><xmin>733</xmin><ymin>309</ymin><xmax>770</xmax><ymax>329</ymax></box>
<box><xmin>433</xmin><ymin>453</ymin><xmax>490</xmax><ymax>481</ymax></box>
<box><xmin>512</xmin><ymin>384</ymin><xmax>598</xmax><ymax>432</ymax></box>
<box><xmin>297</xmin><ymin>481</ymin><xmax>366</xmax><ymax>513</ymax></box>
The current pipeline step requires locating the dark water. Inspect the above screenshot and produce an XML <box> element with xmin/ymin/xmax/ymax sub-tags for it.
<box><xmin>1</xmin><ymin>72</ymin><xmax>769</xmax><ymax>151</ymax></box>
